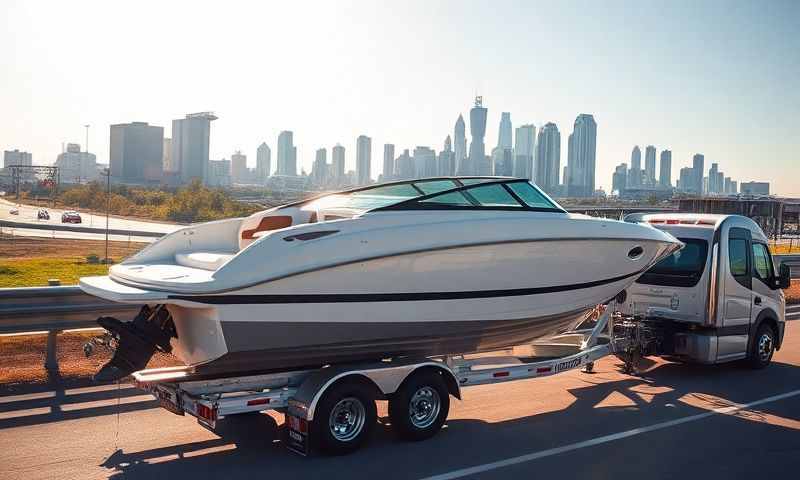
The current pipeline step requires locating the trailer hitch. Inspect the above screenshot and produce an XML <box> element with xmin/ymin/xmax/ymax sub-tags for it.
<box><xmin>93</xmin><ymin>305</ymin><xmax>176</xmax><ymax>382</ymax></box>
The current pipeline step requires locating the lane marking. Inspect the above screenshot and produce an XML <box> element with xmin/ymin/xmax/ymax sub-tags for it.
<box><xmin>419</xmin><ymin>389</ymin><xmax>800</xmax><ymax>480</ymax></box>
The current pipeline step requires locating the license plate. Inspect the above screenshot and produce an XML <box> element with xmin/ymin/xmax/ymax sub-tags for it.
<box><xmin>155</xmin><ymin>386</ymin><xmax>183</xmax><ymax>416</ymax></box>
<box><xmin>286</xmin><ymin>414</ymin><xmax>309</xmax><ymax>456</ymax></box>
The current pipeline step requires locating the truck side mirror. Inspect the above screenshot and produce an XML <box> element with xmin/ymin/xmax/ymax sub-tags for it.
<box><xmin>775</xmin><ymin>263</ymin><xmax>791</xmax><ymax>290</ymax></box>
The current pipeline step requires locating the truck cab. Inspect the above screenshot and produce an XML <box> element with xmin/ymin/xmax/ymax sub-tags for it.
<box><xmin>621</xmin><ymin>213</ymin><xmax>791</xmax><ymax>368</ymax></box>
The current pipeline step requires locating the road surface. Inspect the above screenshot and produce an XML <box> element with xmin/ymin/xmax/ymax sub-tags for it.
<box><xmin>1</xmin><ymin>317</ymin><xmax>798</xmax><ymax>479</ymax></box>
<box><xmin>0</xmin><ymin>198</ymin><xmax>180</xmax><ymax>241</ymax></box>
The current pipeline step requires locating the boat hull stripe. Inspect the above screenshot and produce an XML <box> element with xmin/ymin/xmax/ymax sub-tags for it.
<box><xmin>168</xmin><ymin>269</ymin><xmax>643</xmax><ymax>304</ymax></box>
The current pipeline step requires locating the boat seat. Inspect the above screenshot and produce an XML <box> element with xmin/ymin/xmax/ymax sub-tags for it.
<box><xmin>175</xmin><ymin>251</ymin><xmax>236</xmax><ymax>271</ymax></box>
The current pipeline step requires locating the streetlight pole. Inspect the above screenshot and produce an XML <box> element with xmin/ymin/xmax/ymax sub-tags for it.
<box><xmin>103</xmin><ymin>168</ymin><xmax>110</xmax><ymax>266</ymax></box>
<box><xmin>84</xmin><ymin>124</ymin><xmax>90</xmax><ymax>154</ymax></box>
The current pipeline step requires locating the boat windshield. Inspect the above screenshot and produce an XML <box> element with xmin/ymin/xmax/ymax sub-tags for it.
<box><xmin>299</xmin><ymin>177</ymin><xmax>563</xmax><ymax>214</ymax></box>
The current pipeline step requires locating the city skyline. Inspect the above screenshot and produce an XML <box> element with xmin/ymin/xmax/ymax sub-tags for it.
<box><xmin>0</xmin><ymin>1</ymin><xmax>797</xmax><ymax>194</ymax></box>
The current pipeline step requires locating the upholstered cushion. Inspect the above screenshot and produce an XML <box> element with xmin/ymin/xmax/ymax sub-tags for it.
<box><xmin>175</xmin><ymin>251</ymin><xmax>236</xmax><ymax>271</ymax></box>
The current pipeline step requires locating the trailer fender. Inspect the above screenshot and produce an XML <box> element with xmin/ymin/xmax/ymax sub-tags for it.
<box><xmin>289</xmin><ymin>360</ymin><xmax>460</xmax><ymax>421</ymax></box>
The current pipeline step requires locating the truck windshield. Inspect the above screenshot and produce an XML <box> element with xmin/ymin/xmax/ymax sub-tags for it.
<box><xmin>636</xmin><ymin>238</ymin><xmax>709</xmax><ymax>287</ymax></box>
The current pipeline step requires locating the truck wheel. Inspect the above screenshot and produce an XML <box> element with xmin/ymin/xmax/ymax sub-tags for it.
<box><xmin>748</xmin><ymin>324</ymin><xmax>775</xmax><ymax>369</ymax></box>
<box><xmin>312</xmin><ymin>380</ymin><xmax>376</xmax><ymax>455</ymax></box>
<box><xmin>389</xmin><ymin>370</ymin><xmax>450</xmax><ymax>441</ymax></box>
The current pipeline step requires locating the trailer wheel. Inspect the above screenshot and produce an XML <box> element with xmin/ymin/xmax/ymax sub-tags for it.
<box><xmin>747</xmin><ymin>323</ymin><xmax>775</xmax><ymax>369</ymax></box>
<box><xmin>312</xmin><ymin>379</ymin><xmax>376</xmax><ymax>455</ymax></box>
<box><xmin>389</xmin><ymin>370</ymin><xmax>450</xmax><ymax>441</ymax></box>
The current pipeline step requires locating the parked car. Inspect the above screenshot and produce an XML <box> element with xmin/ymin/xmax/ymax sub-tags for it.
<box><xmin>37</xmin><ymin>208</ymin><xmax>50</xmax><ymax>220</ymax></box>
<box><xmin>61</xmin><ymin>211</ymin><xmax>82</xmax><ymax>224</ymax></box>
<box><xmin>9</xmin><ymin>206</ymin><xmax>19</xmax><ymax>215</ymax></box>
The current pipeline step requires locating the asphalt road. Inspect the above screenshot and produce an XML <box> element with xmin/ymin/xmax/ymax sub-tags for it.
<box><xmin>0</xmin><ymin>198</ymin><xmax>179</xmax><ymax>241</ymax></box>
<box><xmin>1</xmin><ymin>319</ymin><xmax>799</xmax><ymax>480</ymax></box>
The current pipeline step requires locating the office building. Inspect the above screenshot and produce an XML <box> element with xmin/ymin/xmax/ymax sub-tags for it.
<box><xmin>162</xmin><ymin>138</ymin><xmax>172</xmax><ymax>172</ymax></box>
<box><xmin>171</xmin><ymin>112</ymin><xmax>217</xmax><ymax>184</ymax></box>
<box><xmin>566</xmin><ymin>114</ymin><xmax>597</xmax><ymax>197</ymax></box>
<box><xmin>612</xmin><ymin>163</ymin><xmax>628</xmax><ymax>194</ymax></box>
<box><xmin>55</xmin><ymin>143</ymin><xmax>98</xmax><ymax>184</ymax></box>
<box><xmin>207</xmin><ymin>159</ymin><xmax>231</xmax><ymax>187</ymax></box>
<box><xmin>644</xmin><ymin>145</ymin><xmax>656</xmax><ymax>185</ymax></box>
<box><xmin>230</xmin><ymin>151</ymin><xmax>247</xmax><ymax>184</ymax></box>
<box><xmin>331</xmin><ymin>144</ymin><xmax>345</xmax><ymax>184</ymax></box>
<box><xmin>454</xmin><ymin>114</ymin><xmax>467</xmax><ymax>175</ymax></box>
<box><xmin>256</xmin><ymin>142</ymin><xmax>271</xmax><ymax>183</ymax></box>
<box><xmin>356</xmin><ymin>135</ymin><xmax>372</xmax><ymax>185</ymax></box>
<box><xmin>629</xmin><ymin>146</ymin><xmax>642</xmax><ymax>187</ymax></box>
<box><xmin>468</xmin><ymin>96</ymin><xmax>489</xmax><ymax>176</ymax></box>
<box><xmin>109</xmin><ymin>122</ymin><xmax>164</xmax><ymax>183</ymax></box>
<box><xmin>276</xmin><ymin>131</ymin><xmax>297</xmax><ymax>176</ymax></box>
<box><xmin>497</xmin><ymin>112</ymin><xmax>512</xmax><ymax>150</ymax></box>
<box><xmin>396</xmin><ymin>149</ymin><xmax>414</xmax><ymax>180</ymax></box>
<box><xmin>534</xmin><ymin>122</ymin><xmax>561</xmax><ymax>194</ymax></box>
<box><xmin>514</xmin><ymin>124</ymin><xmax>535</xmax><ymax>179</ymax></box>
<box><xmin>382</xmin><ymin>144</ymin><xmax>395</xmax><ymax>181</ymax></box>
<box><xmin>740</xmin><ymin>182</ymin><xmax>769</xmax><ymax>195</ymax></box>
<box><xmin>659</xmin><ymin>150</ymin><xmax>672</xmax><ymax>188</ymax></box>
<box><xmin>692</xmin><ymin>154</ymin><xmax>705</xmax><ymax>195</ymax></box>
<box><xmin>413</xmin><ymin>146</ymin><xmax>436</xmax><ymax>178</ymax></box>
<box><xmin>311</xmin><ymin>148</ymin><xmax>328</xmax><ymax>186</ymax></box>
<box><xmin>439</xmin><ymin>136</ymin><xmax>455</xmax><ymax>176</ymax></box>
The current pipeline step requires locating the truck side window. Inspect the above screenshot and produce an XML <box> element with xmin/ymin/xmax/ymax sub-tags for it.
<box><xmin>752</xmin><ymin>243</ymin><xmax>773</xmax><ymax>284</ymax></box>
<box><xmin>728</xmin><ymin>237</ymin><xmax>750</xmax><ymax>288</ymax></box>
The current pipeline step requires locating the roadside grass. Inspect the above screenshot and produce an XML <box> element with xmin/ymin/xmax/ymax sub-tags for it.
<box><xmin>0</xmin><ymin>235</ymin><xmax>145</xmax><ymax>287</ymax></box>
<box><xmin>0</xmin><ymin>257</ymin><xmax>110</xmax><ymax>287</ymax></box>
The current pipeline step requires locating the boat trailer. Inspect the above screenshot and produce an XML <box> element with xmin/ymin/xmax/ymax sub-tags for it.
<box><xmin>128</xmin><ymin>302</ymin><xmax>656</xmax><ymax>456</ymax></box>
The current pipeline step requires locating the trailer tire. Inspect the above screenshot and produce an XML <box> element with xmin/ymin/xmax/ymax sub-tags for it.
<box><xmin>747</xmin><ymin>323</ymin><xmax>775</xmax><ymax>369</ymax></box>
<box><xmin>312</xmin><ymin>379</ymin><xmax>376</xmax><ymax>455</ymax></box>
<box><xmin>389</xmin><ymin>370</ymin><xmax>450</xmax><ymax>441</ymax></box>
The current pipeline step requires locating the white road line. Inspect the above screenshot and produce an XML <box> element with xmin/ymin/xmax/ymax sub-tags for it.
<box><xmin>419</xmin><ymin>389</ymin><xmax>800</xmax><ymax>480</ymax></box>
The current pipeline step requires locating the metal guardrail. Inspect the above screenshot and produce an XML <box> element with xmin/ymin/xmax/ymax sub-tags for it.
<box><xmin>0</xmin><ymin>286</ymin><xmax>141</xmax><ymax>334</ymax></box>
<box><xmin>776</xmin><ymin>254</ymin><xmax>800</xmax><ymax>279</ymax></box>
<box><xmin>0</xmin><ymin>219</ymin><xmax>165</xmax><ymax>238</ymax></box>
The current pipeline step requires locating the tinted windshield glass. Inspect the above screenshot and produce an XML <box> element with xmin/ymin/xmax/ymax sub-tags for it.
<box><xmin>467</xmin><ymin>184</ymin><xmax>522</xmax><ymax>207</ymax></box>
<box><xmin>415</xmin><ymin>180</ymin><xmax>459</xmax><ymax>194</ymax></box>
<box><xmin>506</xmin><ymin>182</ymin><xmax>558</xmax><ymax>209</ymax></box>
<box><xmin>636</xmin><ymin>238</ymin><xmax>709</xmax><ymax>287</ymax></box>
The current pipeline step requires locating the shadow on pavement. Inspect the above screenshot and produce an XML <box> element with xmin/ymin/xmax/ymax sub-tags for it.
<box><xmin>93</xmin><ymin>359</ymin><xmax>800</xmax><ymax>479</ymax></box>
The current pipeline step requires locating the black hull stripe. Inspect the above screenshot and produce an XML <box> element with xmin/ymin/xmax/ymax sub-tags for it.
<box><xmin>168</xmin><ymin>268</ymin><xmax>645</xmax><ymax>305</ymax></box>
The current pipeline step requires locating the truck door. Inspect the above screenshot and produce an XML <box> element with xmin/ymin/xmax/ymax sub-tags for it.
<box><xmin>719</xmin><ymin>227</ymin><xmax>752</xmax><ymax>361</ymax></box>
<box><xmin>750</xmin><ymin>241</ymin><xmax>779</xmax><ymax>331</ymax></box>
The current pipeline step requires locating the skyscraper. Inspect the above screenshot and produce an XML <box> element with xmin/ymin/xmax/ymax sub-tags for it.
<box><xmin>534</xmin><ymin>122</ymin><xmax>561</xmax><ymax>194</ymax></box>
<box><xmin>659</xmin><ymin>150</ymin><xmax>672</xmax><ymax>188</ymax></box>
<box><xmin>3</xmin><ymin>149</ymin><xmax>33</xmax><ymax>182</ymax></box>
<box><xmin>644</xmin><ymin>145</ymin><xmax>656</xmax><ymax>185</ymax></box>
<box><xmin>491</xmin><ymin>147</ymin><xmax>513</xmax><ymax>176</ymax></box>
<box><xmin>396</xmin><ymin>149</ymin><xmax>414</xmax><ymax>180</ymax></box>
<box><xmin>110</xmin><ymin>122</ymin><xmax>164</xmax><ymax>184</ymax></box>
<box><xmin>413</xmin><ymin>146</ymin><xmax>436</xmax><ymax>178</ymax></box>
<box><xmin>276</xmin><ymin>131</ymin><xmax>297</xmax><ymax>176</ymax></box>
<box><xmin>231</xmin><ymin>150</ymin><xmax>247</xmax><ymax>184</ymax></box>
<box><xmin>514</xmin><ymin>124</ymin><xmax>535</xmax><ymax>179</ymax></box>
<box><xmin>439</xmin><ymin>135</ymin><xmax>455</xmax><ymax>176</ymax></box>
<box><xmin>162</xmin><ymin>138</ymin><xmax>172</xmax><ymax>173</ymax></box>
<box><xmin>171</xmin><ymin>112</ymin><xmax>217</xmax><ymax>184</ymax></box>
<box><xmin>356</xmin><ymin>135</ymin><xmax>372</xmax><ymax>185</ymax></box>
<box><xmin>311</xmin><ymin>148</ymin><xmax>328</xmax><ymax>186</ymax></box>
<box><xmin>612</xmin><ymin>163</ymin><xmax>628</xmax><ymax>193</ymax></box>
<box><xmin>629</xmin><ymin>146</ymin><xmax>642</xmax><ymax>187</ymax></box>
<box><xmin>566</xmin><ymin>114</ymin><xmax>597</xmax><ymax>197</ymax></box>
<box><xmin>454</xmin><ymin>114</ymin><xmax>467</xmax><ymax>175</ymax></box>
<box><xmin>256</xmin><ymin>142</ymin><xmax>271</xmax><ymax>183</ymax></box>
<box><xmin>55</xmin><ymin>143</ymin><xmax>97</xmax><ymax>184</ymax></box>
<box><xmin>692</xmin><ymin>153</ymin><xmax>704</xmax><ymax>194</ymax></box>
<box><xmin>382</xmin><ymin>144</ymin><xmax>395</xmax><ymax>181</ymax></box>
<box><xmin>332</xmin><ymin>144</ymin><xmax>345</xmax><ymax>183</ymax></box>
<box><xmin>708</xmin><ymin>163</ymin><xmax>719</xmax><ymax>194</ymax></box>
<box><xmin>497</xmin><ymin>112</ymin><xmax>512</xmax><ymax>150</ymax></box>
<box><xmin>468</xmin><ymin>96</ymin><xmax>488</xmax><ymax>176</ymax></box>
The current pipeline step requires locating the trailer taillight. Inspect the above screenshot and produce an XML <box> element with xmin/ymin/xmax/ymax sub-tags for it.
<box><xmin>196</xmin><ymin>403</ymin><xmax>217</xmax><ymax>421</ymax></box>
<box><xmin>247</xmin><ymin>398</ymin><xmax>270</xmax><ymax>406</ymax></box>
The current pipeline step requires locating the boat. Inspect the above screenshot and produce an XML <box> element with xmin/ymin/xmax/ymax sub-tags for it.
<box><xmin>79</xmin><ymin>177</ymin><xmax>682</xmax><ymax>381</ymax></box>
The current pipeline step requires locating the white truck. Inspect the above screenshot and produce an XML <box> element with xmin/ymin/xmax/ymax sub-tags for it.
<box><xmin>621</xmin><ymin>213</ymin><xmax>791</xmax><ymax>368</ymax></box>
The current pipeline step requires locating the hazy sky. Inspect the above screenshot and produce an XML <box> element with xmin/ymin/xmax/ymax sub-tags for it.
<box><xmin>1</xmin><ymin>0</ymin><xmax>798</xmax><ymax>195</ymax></box>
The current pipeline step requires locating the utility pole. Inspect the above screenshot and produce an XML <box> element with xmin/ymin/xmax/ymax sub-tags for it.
<box><xmin>102</xmin><ymin>168</ymin><xmax>110</xmax><ymax>266</ymax></box>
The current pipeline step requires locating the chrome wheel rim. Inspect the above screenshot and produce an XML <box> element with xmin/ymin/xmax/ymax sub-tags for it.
<box><xmin>758</xmin><ymin>333</ymin><xmax>773</xmax><ymax>362</ymax></box>
<box><xmin>409</xmin><ymin>386</ymin><xmax>441</xmax><ymax>429</ymax></box>
<box><xmin>329</xmin><ymin>397</ymin><xmax>366</xmax><ymax>442</ymax></box>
